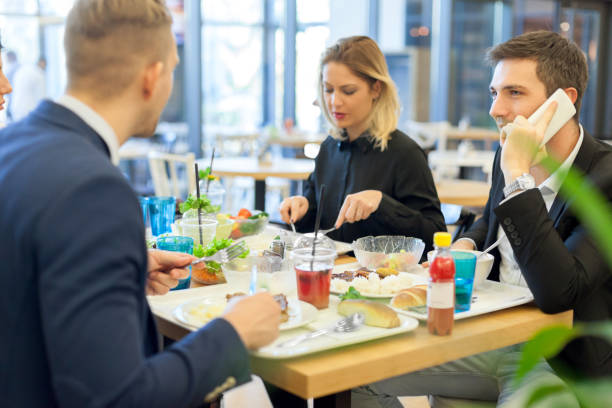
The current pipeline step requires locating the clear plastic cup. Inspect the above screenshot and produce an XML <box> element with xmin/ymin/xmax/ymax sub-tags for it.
<box><xmin>292</xmin><ymin>247</ymin><xmax>336</xmax><ymax>309</ymax></box>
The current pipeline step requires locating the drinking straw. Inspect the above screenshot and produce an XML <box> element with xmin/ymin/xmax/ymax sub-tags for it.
<box><xmin>194</xmin><ymin>163</ymin><xmax>204</xmax><ymax>245</ymax></box>
<box><xmin>205</xmin><ymin>147</ymin><xmax>216</xmax><ymax>194</ymax></box>
<box><xmin>310</xmin><ymin>184</ymin><xmax>326</xmax><ymax>270</ymax></box>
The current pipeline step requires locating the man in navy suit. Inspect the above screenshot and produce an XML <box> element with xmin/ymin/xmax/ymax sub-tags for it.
<box><xmin>0</xmin><ymin>1</ymin><xmax>281</xmax><ymax>407</ymax></box>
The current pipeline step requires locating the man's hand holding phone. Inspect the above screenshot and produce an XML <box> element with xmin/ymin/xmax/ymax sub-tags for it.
<box><xmin>500</xmin><ymin>101</ymin><xmax>558</xmax><ymax>185</ymax></box>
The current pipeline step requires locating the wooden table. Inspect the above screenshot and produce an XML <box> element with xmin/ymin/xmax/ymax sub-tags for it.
<box><xmin>435</xmin><ymin>179</ymin><xmax>490</xmax><ymax>207</ymax></box>
<box><xmin>445</xmin><ymin>126</ymin><xmax>499</xmax><ymax>142</ymax></box>
<box><xmin>154</xmin><ymin>255</ymin><xmax>572</xmax><ymax>407</ymax></box>
<box><xmin>268</xmin><ymin>133</ymin><xmax>326</xmax><ymax>149</ymax></box>
<box><xmin>197</xmin><ymin>157</ymin><xmax>314</xmax><ymax>211</ymax></box>
<box><xmin>155</xmin><ymin>299</ymin><xmax>572</xmax><ymax>407</ymax></box>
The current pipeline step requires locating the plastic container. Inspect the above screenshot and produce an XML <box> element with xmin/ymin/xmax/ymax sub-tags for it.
<box><xmin>230</xmin><ymin>211</ymin><xmax>269</xmax><ymax>239</ymax></box>
<box><xmin>352</xmin><ymin>235</ymin><xmax>425</xmax><ymax>271</ymax></box>
<box><xmin>427</xmin><ymin>232</ymin><xmax>455</xmax><ymax>336</ymax></box>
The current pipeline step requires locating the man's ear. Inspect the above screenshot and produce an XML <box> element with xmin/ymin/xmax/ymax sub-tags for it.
<box><xmin>564</xmin><ymin>87</ymin><xmax>578</xmax><ymax>105</ymax></box>
<box><xmin>142</xmin><ymin>61</ymin><xmax>164</xmax><ymax>100</ymax></box>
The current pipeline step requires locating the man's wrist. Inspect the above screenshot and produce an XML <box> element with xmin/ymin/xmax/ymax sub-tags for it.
<box><xmin>504</xmin><ymin>168</ymin><xmax>528</xmax><ymax>185</ymax></box>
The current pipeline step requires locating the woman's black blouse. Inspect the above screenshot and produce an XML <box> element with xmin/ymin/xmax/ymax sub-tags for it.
<box><xmin>295</xmin><ymin>129</ymin><xmax>446</xmax><ymax>252</ymax></box>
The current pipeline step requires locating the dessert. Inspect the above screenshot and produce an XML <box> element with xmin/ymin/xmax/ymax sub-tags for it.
<box><xmin>337</xmin><ymin>299</ymin><xmax>400</xmax><ymax>328</ymax></box>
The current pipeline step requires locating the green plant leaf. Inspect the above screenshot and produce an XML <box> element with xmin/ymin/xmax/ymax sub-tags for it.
<box><xmin>516</xmin><ymin>325</ymin><xmax>579</xmax><ymax>383</ymax></box>
<box><xmin>571</xmin><ymin>377</ymin><xmax>612</xmax><ymax>407</ymax></box>
<box><xmin>524</xmin><ymin>383</ymin><xmax>574</xmax><ymax>408</ymax></box>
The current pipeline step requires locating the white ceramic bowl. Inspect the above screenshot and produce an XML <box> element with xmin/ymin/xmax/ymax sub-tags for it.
<box><xmin>427</xmin><ymin>249</ymin><xmax>494</xmax><ymax>288</ymax></box>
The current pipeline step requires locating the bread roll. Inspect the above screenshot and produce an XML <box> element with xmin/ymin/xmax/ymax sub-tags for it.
<box><xmin>337</xmin><ymin>299</ymin><xmax>400</xmax><ymax>328</ymax></box>
<box><xmin>390</xmin><ymin>285</ymin><xmax>427</xmax><ymax>309</ymax></box>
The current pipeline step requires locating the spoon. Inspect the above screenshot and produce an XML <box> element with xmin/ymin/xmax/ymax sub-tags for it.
<box><xmin>478</xmin><ymin>237</ymin><xmax>502</xmax><ymax>259</ymax></box>
<box><xmin>277</xmin><ymin>312</ymin><xmax>364</xmax><ymax>348</ymax></box>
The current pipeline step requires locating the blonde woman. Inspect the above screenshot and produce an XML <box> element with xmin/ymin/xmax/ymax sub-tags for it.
<box><xmin>280</xmin><ymin>36</ymin><xmax>445</xmax><ymax>250</ymax></box>
<box><xmin>0</xmin><ymin>36</ymin><xmax>14</xmax><ymax>115</ymax></box>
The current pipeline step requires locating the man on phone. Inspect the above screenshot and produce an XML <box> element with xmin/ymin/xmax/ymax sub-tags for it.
<box><xmin>353</xmin><ymin>31</ymin><xmax>612</xmax><ymax>407</ymax></box>
<box><xmin>0</xmin><ymin>1</ymin><xmax>281</xmax><ymax>407</ymax></box>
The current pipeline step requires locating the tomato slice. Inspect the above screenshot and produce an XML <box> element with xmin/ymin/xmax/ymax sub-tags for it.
<box><xmin>237</xmin><ymin>208</ymin><xmax>252</xmax><ymax>218</ymax></box>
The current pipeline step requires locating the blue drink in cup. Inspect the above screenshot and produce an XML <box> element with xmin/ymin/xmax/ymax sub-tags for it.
<box><xmin>451</xmin><ymin>251</ymin><xmax>477</xmax><ymax>312</ymax></box>
<box><xmin>148</xmin><ymin>196</ymin><xmax>176</xmax><ymax>236</ymax></box>
<box><xmin>138</xmin><ymin>196</ymin><xmax>149</xmax><ymax>226</ymax></box>
<box><xmin>156</xmin><ymin>236</ymin><xmax>194</xmax><ymax>290</ymax></box>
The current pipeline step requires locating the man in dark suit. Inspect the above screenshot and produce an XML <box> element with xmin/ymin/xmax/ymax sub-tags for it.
<box><xmin>353</xmin><ymin>31</ymin><xmax>612</xmax><ymax>408</ymax></box>
<box><xmin>0</xmin><ymin>1</ymin><xmax>281</xmax><ymax>407</ymax></box>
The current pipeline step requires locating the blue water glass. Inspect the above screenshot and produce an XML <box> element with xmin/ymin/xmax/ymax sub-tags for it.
<box><xmin>156</xmin><ymin>236</ymin><xmax>194</xmax><ymax>290</ymax></box>
<box><xmin>148</xmin><ymin>196</ymin><xmax>176</xmax><ymax>236</ymax></box>
<box><xmin>451</xmin><ymin>251</ymin><xmax>477</xmax><ymax>312</ymax></box>
<box><xmin>138</xmin><ymin>196</ymin><xmax>149</xmax><ymax>227</ymax></box>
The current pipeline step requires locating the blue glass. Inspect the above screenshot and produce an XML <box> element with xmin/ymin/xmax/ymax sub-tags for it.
<box><xmin>156</xmin><ymin>236</ymin><xmax>194</xmax><ymax>290</ymax></box>
<box><xmin>138</xmin><ymin>196</ymin><xmax>149</xmax><ymax>227</ymax></box>
<box><xmin>451</xmin><ymin>251</ymin><xmax>477</xmax><ymax>312</ymax></box>
<box><xmin>148</xmin><ymin>196</ymin><xmax>176</xmax><ymax>236</ymax></box>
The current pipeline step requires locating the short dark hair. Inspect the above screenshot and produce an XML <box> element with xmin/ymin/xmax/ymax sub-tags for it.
<box><xmin>486</xmin><ymin>31</ymin><xmax>588</xmax><ymax>118</ymax></box>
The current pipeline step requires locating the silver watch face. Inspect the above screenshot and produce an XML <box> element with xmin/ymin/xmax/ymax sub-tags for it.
<box><xmin>518</xmin><ymin>174</ymin><xmax>535</xmax><ymax>189</ymax></box>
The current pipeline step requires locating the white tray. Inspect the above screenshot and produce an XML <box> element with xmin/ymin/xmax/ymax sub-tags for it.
<box><xmin>148</xmin><ymin>284</ymin><xmax>419</xmax><ymax>360</ymax></box>
<box><xmin>253</xmin><ymin>296</ymin><xmax>418</xmax><ymax>359</ymax></box>
<box><xmin>240</xmin><ymin>225</ymin><xmax>352</xmax><ymax>255</ymax></box>
<box><xmin>394</xmin><ymin>280</ymin><xmax>534</xmax><ymax>321</ymax></box>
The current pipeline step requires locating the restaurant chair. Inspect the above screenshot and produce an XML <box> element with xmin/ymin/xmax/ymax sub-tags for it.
<box><xmin>441</xmin><ymin>203</ymin><xmax>476</xmax><ymax>241</ymax></box>
<box><xmin>148</xmin><ymin>151</ymin><xmax>196</xmax><ymax>198</ymax></box>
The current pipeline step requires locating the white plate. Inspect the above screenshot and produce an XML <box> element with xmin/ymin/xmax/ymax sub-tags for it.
<box><xmin>394</xmin><ymin>280</ymin><xmax>534</xmax><ymax>321</ymax></box>
<box><xmin>173</xmin><ymin>297</ymin><xmax>317</xmax><ymax>331</ymax></box>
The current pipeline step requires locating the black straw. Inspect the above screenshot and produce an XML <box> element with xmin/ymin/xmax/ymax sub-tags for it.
<box><xmin>310</xmin><ymin>184</ymin><xmax>326</xmax><ymax>270</ymax></box>
<box><xmin>194</xmin><ymin>163</ymin><xmax>204</xmax><ymax>245</ymax></box>
<box><xmin>205</xmin><ymin>147</ymin><xmax>216</xmax><ymax>194</ymax></box>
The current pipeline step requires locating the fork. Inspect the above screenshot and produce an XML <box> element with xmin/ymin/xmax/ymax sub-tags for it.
<box><xmin>276</xmin><ymin>313</ymin><xmax>364</xmax><ymax>348</ymax></box>
<box><xmin>191</xmin><ymin>241</ymin><xmax>247</xmax><ymax>265</ymax></box>
<box><xmin>306</xmin><ymin>226</ymin><xmax>337</xmax><ymax>237</ymax></box>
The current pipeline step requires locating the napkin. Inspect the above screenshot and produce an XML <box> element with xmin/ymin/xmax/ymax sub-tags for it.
<box><xmin>221</xmin><ymin>375</ymin><xmax>273</xmax><ymax>408</ymax></box>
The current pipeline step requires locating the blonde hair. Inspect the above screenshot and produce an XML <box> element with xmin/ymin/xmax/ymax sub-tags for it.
<box><xmin>317</xmin><ymin>36</ymin><xmax>399</xmax><ymax>151</ymax></box>
<box><xmin>64</xmin><ymin>0</ymin><xmax>173</xmax><ymax>100</ymax></box>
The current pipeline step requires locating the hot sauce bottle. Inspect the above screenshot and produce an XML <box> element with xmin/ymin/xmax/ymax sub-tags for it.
<box><xmin>427</xmin><ymin>232</ymin><xmax>455</xmax><ymax>335</ymax></box>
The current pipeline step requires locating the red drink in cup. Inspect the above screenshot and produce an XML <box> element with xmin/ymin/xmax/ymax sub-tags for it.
<box><xmin>295</xmin><ymin>263</ymin><xmax>332</xmax><ymax>309</ymax></box>
<box><xmin>292</xmin><ymin>248</ymin><xmax>336</xmax><ymax>309</ymax></box>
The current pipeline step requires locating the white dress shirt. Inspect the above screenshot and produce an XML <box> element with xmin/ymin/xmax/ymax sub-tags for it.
<box><xmin>55</xmin><ymin>94</ymin><xmax>120</xmax><ymax>166</ymax></box>
<box><xmin>498</xmin><ymin>125</ymin><xmax>584</xmax><ymax>289</ymax></box>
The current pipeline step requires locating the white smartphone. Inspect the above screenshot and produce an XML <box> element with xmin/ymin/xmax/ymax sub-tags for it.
<box><xmin>502</xmin><ymin>88</ymin><xmax>576</xmax><ymax>147</ymax></box>
<box><xmin>527</xmin><ymin>88</ymin><xmax>576</xmax><ymax>147</ymax></box>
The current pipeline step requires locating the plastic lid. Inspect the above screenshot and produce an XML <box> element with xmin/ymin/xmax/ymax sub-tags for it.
<box><xmin>433</xmin><ymin>232</ymin><xmax>452</xmax><ymax>247</ymax></box>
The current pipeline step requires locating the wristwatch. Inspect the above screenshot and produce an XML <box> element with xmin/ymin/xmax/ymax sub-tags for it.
<box><xmin>503</xmin><ymin>173</ymin><xmax>535</xmax><ymax>197</ymax></box>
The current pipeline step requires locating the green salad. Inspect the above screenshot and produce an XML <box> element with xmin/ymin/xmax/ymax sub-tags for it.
<box><xmin>193</xmin><ymin>237</ymin><xmax>249</xmax><ymax>275</ymax></box>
